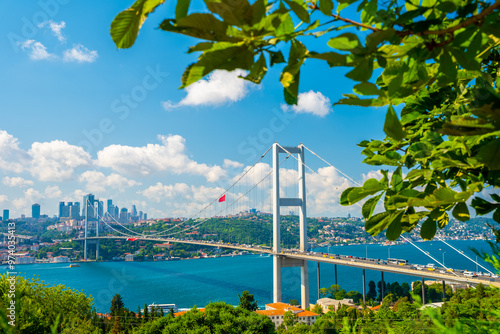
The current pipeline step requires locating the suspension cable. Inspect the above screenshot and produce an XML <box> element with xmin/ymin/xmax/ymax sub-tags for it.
<box><xmin>436</xmin><ymin>237</ymin><xmax>494</xmax><ymax>275</ymax></box>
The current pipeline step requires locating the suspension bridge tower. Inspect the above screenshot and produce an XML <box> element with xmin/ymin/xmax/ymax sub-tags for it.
<box><xmin>272</xmin><ymin>143</ymin><xmax>309</xmax><ymax>309</ymax></box>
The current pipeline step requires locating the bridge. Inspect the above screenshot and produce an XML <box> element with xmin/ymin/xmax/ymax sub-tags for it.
<box><xmin>76</xmin><ymin>143</ymin><xmax>499</xmax><ymax>308</ymax></box>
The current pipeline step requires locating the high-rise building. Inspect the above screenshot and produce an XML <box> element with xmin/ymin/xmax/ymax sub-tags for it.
<box><xmin>114</xmin><ymin>206</ymin><xmax>119</xmax><ymax>219</ymax></box>
<box><xmin>98</xmin><ymin>201</ymin><xmax>103</xmax><ymax>219</ymax></box>
<box><xmin>106</xmin><ymin>199</ymin><xmax>115</xmax><ymax>219</ymax></box>
<box><xmin>119</xmin><ymin>208</ymin><xmax>128</xmax><ymax>224</ymax></box>
<box><xmin>131</xmin><ymin>205</ymin><xmax>137</xmax><ymax>217</ymax></box>
<box><xmin>59</xmin><ymin>202</ymin><xmax>65</xmax><ymax>218</ymax></box>
<box><xmin>139</xmin><ymin>211</ymin><xmax>143</xmax><ymax>220</ymax></box>
<box><xmin>143</xmin><ymin>213</ymin><xmax>147</xmax><ymax>220</ymax></box>
<box><xmin>83</xmin><ymin>194</ymin><xmax>96</xmax><ymax>221</ymax></box>
<box><xmin>70</xmin><ymin>202</ymin><xmax>80</xmax><ymax>218</ymax></box>
<box><xmin>32</xmin><ymin>203</ymin><xmax>41</xmax><ymax>219</ymax></box>
<box><xmin>3</xmin><ymin>209</ymin><xmax>9</xmax><ymax>220</ymax></box>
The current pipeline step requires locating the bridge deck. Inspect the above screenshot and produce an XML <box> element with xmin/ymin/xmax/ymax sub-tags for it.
<box><xmin>75</xmin><ymin>236</ymin><xmax>500</xmax><ymax>287</ymax></box>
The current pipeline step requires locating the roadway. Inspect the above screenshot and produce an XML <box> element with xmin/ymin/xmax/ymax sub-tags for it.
<box><xmin>75</xmin><ymin>236</ymin><xmax>500</xmax><ymax>288</ymax></box>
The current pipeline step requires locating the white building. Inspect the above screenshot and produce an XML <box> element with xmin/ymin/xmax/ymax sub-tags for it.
<box><xmin>125</xmin><ymin>254</ymin><xmax>135</xmax><ymax>261</ymax></box>
<box><xmin>16</xmin><ymin>256</ymin><xmax>35</xmax><ymax>264</ymax></box>
<box><xmin>314</xmin><ymin>298</ymin><xmax>357</xmax><ymax>313</ymax></box>
<box><xmin>256</xmin><ymin>302</ymin><xmax>319</xmax><ymax>328</ymax></box>
<box><xmin>52</xmin><ymin>256</ymin><xmax>69</xmax><ymax>263</ymax></box>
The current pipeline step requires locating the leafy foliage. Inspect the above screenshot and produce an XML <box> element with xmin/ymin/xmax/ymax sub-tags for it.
<box><xmin>110</xmin><ymin>0</ymin><xmax>500</xmax><ymax>240</ymax></box>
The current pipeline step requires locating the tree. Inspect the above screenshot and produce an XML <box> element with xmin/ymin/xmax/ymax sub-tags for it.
<box><xmin>283</xmin><ymin>310</ymin><xmax>298</xmax><ymax>328</ymax></box>
<box><xmin>289</xmin><ymin>299</ymin><xmax>300</xmax><ymax>306</ymax></box>
<box><xmin>110</xmin><ymin>294</ymin><xmax>124</xmax><ymax>316</ymax></box>
<box><xmin>110</xmin><ymin>0</ymin><xmax>500</xmax><ymax>240</ymax></box>
<box><xmin>238</xmin><ymin>290</ymin><xmax>259</xmax><ymax>311</ymax></box>
<box><xmin>367</xmin><ymin>280</ymin><xmax>377</xmax><ymax>301</ymax></box>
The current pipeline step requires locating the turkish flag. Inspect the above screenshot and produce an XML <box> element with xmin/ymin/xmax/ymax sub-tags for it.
<box><xmin>127</xmin><ymin>238</ymin><xmax>138</xmax><ymax>241</ymax></box>
<box><xmin>218</xmin><ymin>194</ymin><xmax>226</xmax><ymax>202</ymax></box>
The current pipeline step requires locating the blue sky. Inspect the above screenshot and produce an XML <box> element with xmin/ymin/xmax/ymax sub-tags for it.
<box><xmin>0</xmin><ymin>1</ymin><xmax>388</xmax><ymax>219</ymax></box>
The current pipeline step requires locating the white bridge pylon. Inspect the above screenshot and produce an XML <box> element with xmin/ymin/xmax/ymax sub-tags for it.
<box><xmin>272</xmin><ymin>143</ymin><xmax>309</xmax><ymax>309</ymax></box>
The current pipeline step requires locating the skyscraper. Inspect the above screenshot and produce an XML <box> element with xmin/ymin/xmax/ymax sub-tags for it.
<box><xmin>59</xmin><ymin>202</ymin><xmax>65</xmax><ymax>218</ymax></box>
<box><xmin>70</xmin><ymin>202</ymin><xmax>80</xmax><ymax>218</ymax></box>
<box><xmin>83</xmin><ymin>194</ymin><xmax>96</xmax><ymax>221</ymax></box>
<box><xmin>3</xmin><ymin>210</ymin><xmax>9</xmax><ymax>221</ymax></box>
<box><xmin>32</xmin><ymin>204</ymin><xmax>40</xmax><ymax>219</ymax></box>
<box><xmin>131</xmin><ymin>205</ymin><xmax>137</xmax><ymax>217</ymax></box>
<box><xmin>119</xmin><ymin>208</ymin><xmax>128</xmax><ymax>224</ymax></box>
<box><xmin>98</xmin><ymin>201</ymin><xmax>103</xmax><ymax>219</ymax></box>
<box><xmin>106</xmin><ymin>199</ymin><xmax>114</xmax><ymax>219</ymax></box>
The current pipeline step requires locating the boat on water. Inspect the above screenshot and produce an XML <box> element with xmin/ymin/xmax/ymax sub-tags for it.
<box><xmin>146</xmin><ymin>303</ymin><xmax>177</xmax><ymax>313</ymax></box>
<box><xmin>69</xmin><ymin>263</ymin><xmax>80</xmax><ymax>268</ymax></box>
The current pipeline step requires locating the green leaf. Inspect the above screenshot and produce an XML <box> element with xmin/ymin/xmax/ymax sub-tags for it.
<box><xmin>111</xmin><ymin>0</ymin><xmax>166</xmax><ymax>48</ymax></box>
<box><xmin>472</xmin><ymin>197</ymin><xmax>498</xmax><ymax>215</ymax></box>
<box><xmin>390</xmin><ymin>166</ymin><xmax>403</xmax><ymax>192</ymax></box>
<box><xmin>159</xmin><ymin>14</ymin><xmax>239</xmax><ymax>42</ymax></box>
<box><xmin>176</xmin><ymin>0</ymin><xmax>191</xmax><ymax>19</ymax></box>
<box><xmin>477</xmin><ymin>138</ymin><xmax>500</xmax><ymax>170</ymax></box>
<box><xmin>494</xmin><ymin>207</ymin><xmax>500</xmax><ymax>224</ymax></box>
<box><xmin>327</xmin><ymin>33</ymin><xmax>361</xmax><ymax>51</ymax></box>
<box><xmin>205</xmin><ymin>0</ymin><xmax>253</xmax><ymax>26</ymax></box>
<box><xmin>284</xmin><ymin>0</ymin><xmax>310</xmax><ymax>23</ymax></box>
<box><xmin>437</xmin><ymin>1</ymin><xmax>457</xmax><ymax>12</ymax></box>
<box><xmin>452</xmin><ymin>202</ymin><xmax>470</xmax><ymax>222</ymax></box>
<box><xmin>365</xmin><ymin>211</ymin><xmax>391</xmax><ymax>236</ymax></box>
<box><xmin>244</xmin><ymin>53</ymin><xmax>267</xmax><ymax>84</ymax></box>
<box><xmin>269</xmin><ymin>51</ymin><xmax>285</xmax><ymax>66</ymax></box>
<box><xmin>386</xmin><ymin>211</ymin><xmax>404</xmax><ymax>240</ymax></box>
<box><xmin>346</xmin><ymin>58</ymin><xmax>373</xmax><ymax>82</ymax></box>
<box><xmin>362</xmin><ymin>194</ymin><xmax>382</xmax><ymax>219</ymax></box>
<box><xmin>319</xmin><ymin>0</ymin><xmax>334</xmax><ymax>15</ymax></box>
<box><xmin>353</xmin><ymin>82</ymin><xmax>380</xmax><ymax>96</ymax></box>
<box><xmin>438</xmin><ymin>51</ymin><xmax>457</xmax><ymax>83</ymax></box>
<box><xmin>434</xmin><ymin>188</ymin><xmax>457</xmax><ymax>202</ymax></box>
<box><xmin>491</xmin><ymin>194</ymin><xmax>500</xmax><ymax>202</ymax></box>
<box><xmin>383</xmin><ymin>105</ymin><xmax>405</xmax><ymax>141</ymax></box>
<box><xmin>436</xmin><ymin>212</ymin><xmax>449</xmax><ymax>229</ymax></box>
<box><xmin>308</xmin><ymin>52</ymin><xmax>347</xmax><ymax>67</ymax></box>
<box><xmin>420</xmin><ymin>218</ymin><xmax>437</xmax><ymax>240</ymax></box>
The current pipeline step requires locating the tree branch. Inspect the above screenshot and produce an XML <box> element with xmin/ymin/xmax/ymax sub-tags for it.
<box><xmin>398</xmin><ymin>0</ymin><xmax>500</xmax><ymax>37</ymax></box>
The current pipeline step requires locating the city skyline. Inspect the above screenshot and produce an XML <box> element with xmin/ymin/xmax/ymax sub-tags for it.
<box><xmin>0</xmin><ymin>2</ymin><xmax>387</xmax><ymax>219</ymax></box>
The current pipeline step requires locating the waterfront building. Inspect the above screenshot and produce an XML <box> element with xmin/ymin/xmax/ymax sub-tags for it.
<box><xmin>256</xmin><ymin>303</ymin><xmax>318</xmax><ymax>328</ymax></box>
<box><xmin>314</xmin><ymin>298</ymin><xmax>357</xmax><ymax>313</ymax></box>
<box><xmin>16</xmin><ymin>256</ymin><xmax>35</xmax><ymax>264</ymax></box>
<box><xmin>32</xmin><ymin>203</ymin><xmax>40</xmax><ymax>219</ymax></box>
<box><xmin>52</xmin><ymin>256</ymin><xmax>69</xmax><ymax>263</ymax></box>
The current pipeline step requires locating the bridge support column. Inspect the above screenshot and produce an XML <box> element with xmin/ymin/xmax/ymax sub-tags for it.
<box><xmin>84</xmin><ymin>239</ymin><xmax>87</xmax><ymax>261</ymax></box>
<box><xmin>273</xmin><ymin>256</ymin><xmax>282</xmax><ymax>303</ymax></box>
<box><xmin>381</xmin><ymin>271</ymin><xmax>385</xmax><ymax>302</ymax></box>
<box><xmin>422</xmin><ymin>277</ymin><xmax>425</xmax><ymax>305</ymax></box>
<box><xmin>272</xmin><ymin>143</ymin><xmax>310</xmax><ymax>308</ymax></box>
<box><xmin>362</xmin><ymin>269</ymin><xmax>366</xmax><ymax>305</ymax></box>
<box><xmin>442</xmin><ymin>280</ymin><xmax>446</xmax><ymax>300</ymax></box>
<box><xmin>96</xmin><ymin>239</ymin><xmax>99</xmax><ymax>260</ymax></box>
<box><xmin>301</xmin><ymin>261</ymin><xmax>309</xmax><ymax>309</ymax></box>
<box><xmin>335</xmin><ymin>264</ymin><xmax>337</xmax><ymax>285</ymax></box>
<box><xmin>317</xmin><ymin>262</ymin><xmax>320</xmax><ymax>300</ymax></box>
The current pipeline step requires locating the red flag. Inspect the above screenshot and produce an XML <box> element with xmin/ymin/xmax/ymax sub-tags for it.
<box><xmin>127</xmin><ymin>238</ymin><xmax>138</xmax><ymax>241</ymax></box>
<box><xmin>218</xmin><ymin>194</ymin><xmax>226</xmax><ymax>203</ymax></box>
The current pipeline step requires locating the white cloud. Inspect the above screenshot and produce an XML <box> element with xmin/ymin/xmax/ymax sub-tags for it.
<box><xmin>162</xmin><ymin>69</ymin><xmax>252</xmax><ymax>109</ymax></box>
<box><xmin>63</xmin><ymin>44</ymin><xmax>98</xmax><ymax>63</ymax></box>
<box><xmin>0</xmin><ymin>195</ymin><xmax>8</xmax><ymax>203</ymax></box>
<box><xmin>2</xmin><ymin>177</ymin><xmax>34</xmax><ymax>187</ymax></box>
<box><xmin>281</xmin><ymin>90</ymin><xmax>332</xmax><ymax>117</ymax></box>
<box><xmin>79</xmin><ymin>171</ymin><xmax>141</xmax><ymax>193</ymax></box>
<box><xmin>223</xmin><ymin>159</ymin><xmax>244</xmax><ymax>169</ymax></box>
<box><xmin>13</xmin><ymin>188</ymin><xmax>43</xmax><ymax>211</ymax></box>
<box><xmin>28</xmin><ymin>140</ymin><xmax>92</xmax><ymax>181</ymax></box>
<box><xmin>97</xmin><ymin>134</ymin><xmax>226</xmax><ymax>182</ymax></box>
<box><xmin>19</xmin><ymin>39</ymin><xmax>55</xmax><ymax>60</ymax></box>
<box><xmin>38</xmin><ymin>20</ymin><xmax>66</xmax><ymax>42</ymax></box>
<box><xmin>45</xmin><ymin>185</ymin><xmax>62</xmax><ymax>198</ymax></box>
<box><xmin>0</xmin><ymin>130</ymin><xmax>30</xmax><ymax>173</ymax></box>
<box><xmin>139</xmin><ymin>182</ymin><xmax>226</xmax><ymax>216</ymax></box>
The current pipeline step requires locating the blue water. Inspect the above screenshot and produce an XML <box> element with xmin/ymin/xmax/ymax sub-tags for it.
<box><xmin>2</xmin><ymin>240</ymin><xmax>496</xmax><ymax>313</ymax></box>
